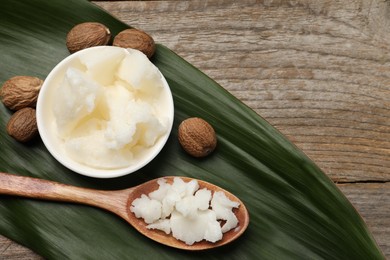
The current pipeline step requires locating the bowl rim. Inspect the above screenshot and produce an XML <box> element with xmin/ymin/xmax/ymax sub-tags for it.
<box><xmin>36</xmin><ymin>46</ymin><xmax>174</xmax><ymax>178</ymax></box>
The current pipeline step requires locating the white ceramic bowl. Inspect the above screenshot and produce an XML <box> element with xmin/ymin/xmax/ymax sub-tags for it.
<box><xmin>37</xmin><ymin>46</ymin><xmax>174</xmax><ymax>178</ymax></box>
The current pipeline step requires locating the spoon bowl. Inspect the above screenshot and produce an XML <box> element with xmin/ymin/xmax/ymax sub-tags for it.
<box><xmin>0</xmin><ymin>173</ymin><xmax>249</xmax><ymax>250</ymax></box>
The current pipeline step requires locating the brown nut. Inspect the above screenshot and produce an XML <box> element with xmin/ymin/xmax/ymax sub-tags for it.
<box><xmin>6</xmin><ymin>107</ymin><xmax>38</xmax><ymax>143</ymax></box>
<box><xmin>178</xmin><ymin>117</ymin><xmax>217</xmax><ymax>157</ymax></box>
<box><xmin>66</xmin><ymin>22</ymin><xmax>111</xmax><ymax>53</ymax></box>
<box><xmin>0</xmin><ymin>76</ymin><xmax>43</xmax><ymax>111</ymax></box>
<box><xmin>113</xmin><ymin>28</ymin><xmax>155</xmax><ymax>58</ymax></box>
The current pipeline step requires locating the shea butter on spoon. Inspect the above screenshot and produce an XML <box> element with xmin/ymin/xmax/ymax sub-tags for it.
<box><xmin>37</xmin><ymin>46</ymin><xmax>174</xmax><ymax>178</ymax></box>
<box><xmin>0</xmin><ymin>173</ymin><xmax>249</xmax><ymax>250</ymax></box>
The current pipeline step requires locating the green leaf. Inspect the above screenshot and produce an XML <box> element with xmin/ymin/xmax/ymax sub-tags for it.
<box><xmin>0</xmin><ymin>0</ymin><xmax>384</xmax><ymax>259</ymax></box>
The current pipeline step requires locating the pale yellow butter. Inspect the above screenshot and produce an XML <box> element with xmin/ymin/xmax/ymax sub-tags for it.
<box><xmin>52</xmin><ymin>48</ymin><xmax>170</xmax><ymax>169</ymax></box>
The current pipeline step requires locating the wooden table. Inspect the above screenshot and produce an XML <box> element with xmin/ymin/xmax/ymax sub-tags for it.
<box><xmin>0</xmin><ymin>1</ymin><xmax>389</xmax><ymax>258</ymax></box>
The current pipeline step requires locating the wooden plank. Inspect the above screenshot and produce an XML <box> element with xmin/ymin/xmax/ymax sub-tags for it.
<box><xmin>0</xmin><ymin>236</ymin><xmax>42</xmax><ymax>260</ymax></box>
<box><xmin>339</xmin><ymin>183</ymin><xmax>390</xmax><ymax>258</ymax></box>
<box><xmin>1</xmin><ymin>0</ymin><xmax>389</xmax><ymax>258</ymax></box>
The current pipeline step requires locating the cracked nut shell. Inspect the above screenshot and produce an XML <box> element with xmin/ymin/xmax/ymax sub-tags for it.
<box><xmin>178</xmin><ymin>117</ymin><xmax>217</xmax><ymax>157</ymax></box>
<box><xmin>6</xmin><ymin>107</ymin><xmax>38</xmax><ymax>142</ymax></box>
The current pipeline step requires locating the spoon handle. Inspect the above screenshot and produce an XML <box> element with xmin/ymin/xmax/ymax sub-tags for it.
<box><xmin>0</xmin><ymin>172</ymin><xmax>130</xmax><ymax>217</ymax></box>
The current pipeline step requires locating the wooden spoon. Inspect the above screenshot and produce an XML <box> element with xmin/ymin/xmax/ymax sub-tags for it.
<box><xmin>0</xmin><ymin>172</ymin><xmax>249</xmax><ymax>250</ymax></box>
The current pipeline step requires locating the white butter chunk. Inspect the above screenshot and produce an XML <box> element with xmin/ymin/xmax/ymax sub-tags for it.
<box><xmin>53</xmin><ymin>48</ymin><xmax>169</xmax><ymax>169</ymax></box>
<box><xmin>79</xmin><ymin>47</ymin><xmax>126</xmax><ymax>86</ymax></box>
<box><xmin>117</xmin><ymin>48</ymin><xmax>164</xmax><ymax>97</ymax></box>
<box><xmin>54</xmin><ymin>67</ymin><xmax>101</xmax><ymax>137</ymax></box>
<box><xmin>131</xmin><ymin>177</ymin><xmax>238</xmax><ymax>246</ymax></box>
<box><xmin>65</xmin><ymin>130</ymin><xmax>134</xmax><ymax>169</ymax></box>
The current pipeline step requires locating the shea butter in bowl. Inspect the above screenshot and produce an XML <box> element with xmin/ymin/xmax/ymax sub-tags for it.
<box><xmin>37</xmin><ymin>46</ymin><xmax>174</xmax><ymax>178</ymax></box>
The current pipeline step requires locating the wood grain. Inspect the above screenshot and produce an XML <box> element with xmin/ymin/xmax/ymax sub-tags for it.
<box><xmin>1</xmin><ymin>0</ymin><xmax>389</xmax><ymax>258</ymax></box>
<box><xmin>97</xmin><ymin>0</ymin><xmax>390</xmax><ymax>182</ymax></box>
